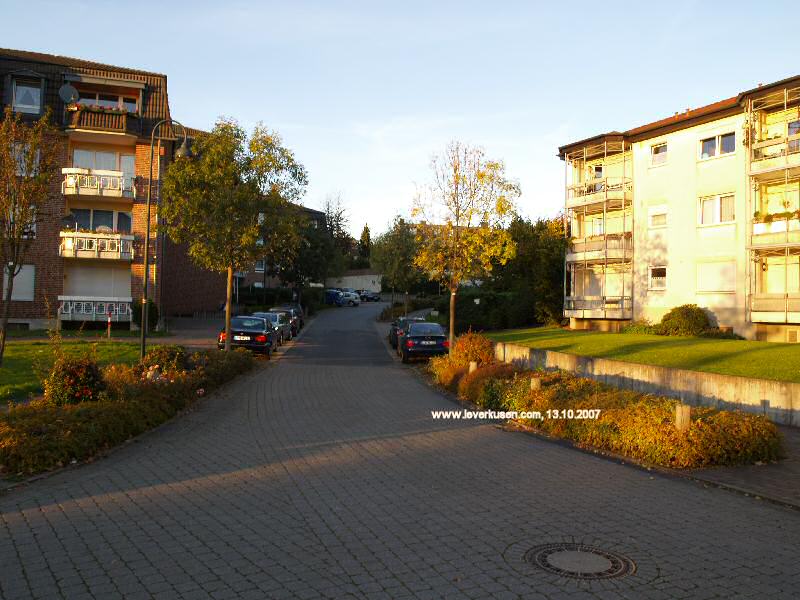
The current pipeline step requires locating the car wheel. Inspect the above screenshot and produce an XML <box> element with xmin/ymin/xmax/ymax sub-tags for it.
<box><xmin>401</xmin><ymin>351</ymin><xmax>409</xmax><ymax>364</ymax></box>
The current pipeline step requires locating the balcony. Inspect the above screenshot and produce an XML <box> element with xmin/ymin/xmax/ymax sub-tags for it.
<box><xmin>751</xmin><ymin>217</ymin><xmax>800</xmax><ymax>246</ymax></box>
<box><xmin>566</xmin><ymin>177</ymin><xmax>633</xmax><ymax>209</ymax></box>
<box><xmin>58</xmin><ymin>297</ymin><xmax>133</xmax><ymax>322</ymax></box>
<box><xmin>750</xmin><ymin>294</ymin><xmax>800</xmax><ymax>323</ymax></box>
<box><xmin>567</xmin><ymin>233</ymin><xmax>632</xmax><ymax>263</ymax></box>
<box><xmin>749</xmin><ymin>135</ymin><xmax>800</xmax><ymax>176</ymax></box>
<box><xmin>59</xmin><ymin>231</ymin><xmax>135</xmax><ymax>261</ymax></box>
<box><xmin>61</xmin><ymin>168</ymin><xmax>136</xmax><ymax>199</ymax></box>
<box><xmin>64</xmin><ymin>106</ymin><xmax>141</xmax><ymax>136</ymax></box>
<box><xmin>564</xmin><ymin>296</ymin><xmax>632</xmax><ymax>320</ymax></box>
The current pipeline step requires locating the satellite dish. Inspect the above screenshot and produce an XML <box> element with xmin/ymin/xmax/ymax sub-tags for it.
<box><xmin>58</xmin><ymin>83</ymin><xmax>79</xmax><ymax>104</ymax></box>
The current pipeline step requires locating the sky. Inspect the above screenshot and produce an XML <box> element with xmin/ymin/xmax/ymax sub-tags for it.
<box><xmin>3</xmin><ymin>0</ymin><xmax>799</xmax><ymax>237</ymax></box>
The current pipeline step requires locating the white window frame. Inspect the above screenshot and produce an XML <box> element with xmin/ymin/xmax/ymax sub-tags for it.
<box><xmin>650</xmin><ymin>142</ymin><xmax>668</xmax><ymax>166</ymax></box>
<box><xmin>254</xmin><ymin>260</ymin><xmax>265</xmax><ymax>273</ymax></box>
<box><xmin>699</xmin><ymin>193</ymin><xmax>736</xmax><ymax>226</ymax></box>
<box><xmin>699</xmin><ymin>132</ymin><xmax>735</xmax><ymax>160</ymax></box>
<box><xmin>648</xmin><ymin>266</ymin><xmax>667</xmax><ymax>291</ymax></box>
<box><xmin>696</xmin><ymin>260</ymin><xmax>736</xmax><ymax>293</ymax></box>
<box><xmin>648</xmin><ymin>205</ymin><xmax>668</xmax><ymax>229</ymax></box>
<box><xmin>12</xmin><ymin>79</ymin><xmax>41</xmax><ymax>114</ymax></box>
<box><xmin>76</xmin><ymin>91</ymin><xmax>138</xmax><ymax>113</ymax></box>
<box><xmin>13</xmin><ymin>144</ymin><xmax>40</xmax><ymax>177</ymax></box>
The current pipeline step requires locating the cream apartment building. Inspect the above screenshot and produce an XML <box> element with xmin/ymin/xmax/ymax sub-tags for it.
<box><xmin>559</xmin><ymin>76</ymin><xmax>800</xmax><ymax>341</ymax></box>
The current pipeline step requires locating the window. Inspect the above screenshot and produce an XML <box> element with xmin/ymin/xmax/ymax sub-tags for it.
<box><xmin>649</xmin><ymin>266</ymin><xmax>667</xmax><ymax>291</ymax></box>
<box><xmin>3</xmin><ymin>265</ymin><xmax>35</xmax><ymax>301</ymax></box>
<box><xmin>255</xmin><ymin>260</ymin><xmax>265</xmax><ymax>273</ymax></box>
<box><xmin>73</xmin><ymin>149</ymin><xmax>134</xmax><ymax>175</ymax></box>
<box><xmin>651</xmin><ymin>143</ymin><xmax>667</xmax><ymax>166</ymax></box>
<box><xmin>12</xmin><ymin>79</ymin><xmax>41</xmax><ymax>114</ymax></box>
<box><xmin>697</xmin><ymin>261</ymin><xmax>736</xmax><ymax>293</ymax></box>
<box><xmin>13</xmin><ymin>144</ymin><xmax>39</xmax><ymax>177</ymax></box>
<box><xmin>700</xmin><ymin>132</ymin><xmax>735</xmax><ymax>159</ymax></box>
<box><xmin>64</xmin><ymin>208</ymin><xmax>131</xmax><ymax>233</ymax></box>
<box><xmin>591</xmin><ymin>219</ymin><xmax>604</xmax><ymax>236</ymax></box>
<box><xmin>789</xmin><ymin>120</ymin><xmax>800</xmax><ymax>154</ymax></box>
<box><xmin>700</xmin><ymin>194</ymin><xmax>735</xmax><ymax>225</ymax></box>
<box><xmin>650</xmin><ymin>212</ymin><xmax>667</xmax><ymax>228</ymax></box>
<box><xmin>76</xmin><ymin>91</ymin><xmax>138</xmax><ymax>113</ymax></box>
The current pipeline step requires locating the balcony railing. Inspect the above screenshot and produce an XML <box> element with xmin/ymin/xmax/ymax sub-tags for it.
<box><xmin>64</xmin><ymin>107</ymin><xmax>141</xmax><ymax>136</ymax></box>
<box><xmin>749</xmin><ymin>134</ymin><xmax>800</xmax><ymax>173</ymax></box>
<box><xmin>751</xmin><ymin>217</ymin><xmax>800</xmax><ymax>246</ymax></box>
<box><xmin>750</xmin><ymin>293</ymin><xmax>800</xmax><ymax>323</ymax></box>
<box><xmin>564</xmin><ymin>295</ymin><xmax>632</xmax><ymax>319</ymax></box>
<box><xmin>58</xmin><ymin>296</ymin><xmax>133</xmax><ymax>322</ymax></box>
<box><xmin>567</xmin><ymin>233</ymin><xmax>633</xmax><ymax>262</ymax></box>
<box><xmin>59</xmin><ymin>231</ymin><xmax>135</xmax><ymax>261</ymax></box>
<box><xmin>61</xmin><ymin>168</ymin><xmax>136</xmax><ymax>199</ymax></box>
<box><xmin>566</xmin><ymin>177</ymin><xmax>633</xmax><ymax>208</ymax></box>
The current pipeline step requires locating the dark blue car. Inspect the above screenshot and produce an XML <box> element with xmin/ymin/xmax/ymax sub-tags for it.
<box><xmin>399</xmin><ymin>322</ymin><xmax>449</xmax><ymax>363</ymax></box>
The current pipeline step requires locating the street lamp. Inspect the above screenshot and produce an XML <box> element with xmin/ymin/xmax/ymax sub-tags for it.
<box><xmin>140</xmin><ymin>119</ymin><xmax>191</xmax><ymax>360</ymax></box>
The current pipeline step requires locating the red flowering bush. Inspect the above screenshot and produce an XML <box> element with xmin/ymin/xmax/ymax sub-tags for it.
<box><xmin>42</xmin><ymin>355</ymin><xmax>104</xmax><ymax>406</ymax></box>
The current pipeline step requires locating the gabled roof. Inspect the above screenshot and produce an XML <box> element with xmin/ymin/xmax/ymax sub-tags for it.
<box><xmin>0</xmin><ymin>48</ymin><xmax>164</xmax><ymax>77</ymax></box>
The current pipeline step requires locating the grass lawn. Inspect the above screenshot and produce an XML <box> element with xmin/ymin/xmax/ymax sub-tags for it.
<box><xmin>486</xmin><ymin>326</ymin><xmax>800</xmax><ymax>383</ymax></box>
<box><xmin>0</xmin><ymin>341</ymin><xmax>140</xmax><ymax>404</ymax></box>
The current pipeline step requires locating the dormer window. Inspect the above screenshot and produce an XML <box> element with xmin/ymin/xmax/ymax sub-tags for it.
<box><xmin>12</xmin><ymin>79</ymin><xmax>41</xmax><ymax>114</ymax></box>
<box><xmin>76</xmin><ymin>90</ymin><xmax>138</xmax><ymax>114</ymax></box>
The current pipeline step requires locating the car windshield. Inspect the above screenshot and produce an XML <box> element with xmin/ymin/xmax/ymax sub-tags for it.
<box><xmin>409</xmin><ymin>323</ymin><xmax>445</xmax><ymax>336</ymax></box>
<box><xmin>258</xmin><ymin>313</ymin><xmax>280</xmax><ymax>324</ymax></box>
<box><xmin>232</xmin><ymin>317</ymin><xmax>265</xmax><ymax>331</ymax></box>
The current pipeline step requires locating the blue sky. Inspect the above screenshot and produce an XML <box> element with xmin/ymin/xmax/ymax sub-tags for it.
<box><xmin>3</xmin><ymin>1</ymin><xmax>799</xmax><ymax>236</ymax></box>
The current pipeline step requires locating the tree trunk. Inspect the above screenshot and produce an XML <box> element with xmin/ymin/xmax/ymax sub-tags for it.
<box><xmin>225</xmin><ymin>266</ymin><xmax>233</xmax><ymax>352</ymax></box>
<box><xmin>404</xmin><ymin>291</ymin><xmax>408</xmax><ymax>317</ymax></box>
<box><xmin>0</xmin><ymin>265</ymin><xmax>14</xmax><ymax>367</ymax></box>
<box><xmin>448</xmin><ymin>289</ymin><xmax>456</xmax><ymax>353</ymax></box>
<box><xmin>391</xmin><ymin>287</ymin><xmax>395</xmax><ymax>308</ymax></box>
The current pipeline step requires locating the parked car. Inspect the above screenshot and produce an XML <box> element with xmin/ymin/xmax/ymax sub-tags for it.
<box><xmin>253</xmin><ymin>311</ymin><xmax>292</xmax><ymax>345</ymax></box>
<box><xmin>359</xmin><ymin>290</ymin><xmax>381</xmax><ymax>302</ymax></box>
<box><xmin>278</xmin><ymin>303</ymin><xmax>305</xmax><ymax>328</ymax></box>
<box><xmin>270</xmin><ymin>306</ymin><xmax>302</xmax><ymax>334</ymax></box>
<box><xmin>398</xmin><ymin>322</ymin><xmax>449</xmax><ymax>363</ymax></box>
<box><xmin>217</xmin><ymin>316</ymin><xmax>275</xmax><ymax>356</ymax></box>
<box><xmin>391</xmin><ymin>316</ymin><xmax>426</xmax><ymax>350</ymax></box>
<box><xmin>324</xmin><ymin>289</ymin><xmax>342</xmax><ymax>305</ymax></box>
<box><xmin>340</xmin><ymin>291</ymin><xmax>361</xmax><ymax>306</ymax></box>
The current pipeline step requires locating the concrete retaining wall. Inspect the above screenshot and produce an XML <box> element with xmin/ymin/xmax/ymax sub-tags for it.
<box><xmin>494</xmin><ymin>341</ymin><xmax>798</xmax><ymax>426</ymax></box>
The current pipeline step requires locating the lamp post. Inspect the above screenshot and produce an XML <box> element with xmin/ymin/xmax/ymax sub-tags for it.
<box><xmin>140</xmin><ymin>119</ymin><xmax>191</xmax><ymax>360</ymax></box>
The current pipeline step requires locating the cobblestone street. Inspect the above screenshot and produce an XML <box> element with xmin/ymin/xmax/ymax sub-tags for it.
<box><xmin>1</xmin><ymin>304</ymin><xmax>798</xmax><ymax>599</ymax></box>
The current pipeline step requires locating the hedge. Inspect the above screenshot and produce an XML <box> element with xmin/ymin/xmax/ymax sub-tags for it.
<box><xmin>0</xmin><ymin>348</ymin><xmax>254</xmax><ymax>476</ymax></box>
<box><xmin>428</xmin><ymin>334</ymin><xmax>784</xmax><ymax>468</ymax></box>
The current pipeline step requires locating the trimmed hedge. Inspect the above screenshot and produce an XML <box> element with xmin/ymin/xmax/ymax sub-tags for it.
<box><xmin>0</xmin><ymin>349</ymin><xmax>254</xmax><ymax>475</ymax></box>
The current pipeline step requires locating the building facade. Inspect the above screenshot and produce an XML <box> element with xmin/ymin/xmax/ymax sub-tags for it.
<box><xmin>1</xmin><ymin>48</ymin><xmax>182</xmax><ymax>329</ymax></box>
<box><xmin>559</xmin><ymin>76</ymin><xmax>800</xmax><ymax>341</ymax></box>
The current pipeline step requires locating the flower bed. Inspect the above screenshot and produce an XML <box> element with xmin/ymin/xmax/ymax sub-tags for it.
<box><xmin>429</xmin><ymin>334</ymin><xmax>784</xmax><ymax>468</ymax></box>
<box><xmin>0</xmin><ymin>347</ymin><xmax>253</xmax><ymax>476</ymax></box>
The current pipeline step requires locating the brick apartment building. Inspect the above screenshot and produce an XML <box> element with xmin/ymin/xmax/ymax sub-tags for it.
<box><xmin>1</xmin><ymin>48</ymin><xmax>328</xmax><ymax>327</ymax></box>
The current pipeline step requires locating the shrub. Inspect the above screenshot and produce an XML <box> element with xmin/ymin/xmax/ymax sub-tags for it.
<box><xmin>655</xmin><ymin>304</ymin><xmax>710</xmax><ymax>336</ymax></box>
<box><xmin>700</xmin><ymin>328</ymin><xmax>745</xmax><ymax>340</ymax></box>
<box><xmin>457</xmin><ymin>363</ymin><xmax>519</xmax><ymax>406</ymax></box>
<box><xmin>132</xmin><ymin>298</ymin><xmax>159</xmax><ymax>332</ymax></box>
<box><xmin>1</xmin><ymin>348</ymin><xmax>255</xmax><ymax>475</ymax></box>
<box><xmin>142</xmin><ymin>345</ymin><xmax>188</xmax><ymax>374</ymax></box>
<box><xmin>42</xmin><ymin>355</ymin><xmax>105</xmax><ymax>406</ymax></box>
<box><xmin>622</xmin><ymin>319</ymin><xmax>656</xmax><ymax>335</ymax></box>
<box><xmin>507</xmin><ymin>371</ymin><xmax>783</xmax><ymax>468</ymax></box>
<box><xmin>450</xmin><ymin>332</ymin><xmax>495</xmax><ymax>368</ymax></box>
<box><xmin>429</xmin><ymin>355</ymin><xmax>467</xmax><ymax>392</ymax></box>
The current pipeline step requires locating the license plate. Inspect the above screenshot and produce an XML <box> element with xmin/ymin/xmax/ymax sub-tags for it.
<box><xmin>234</xmin><ymin>335</ymin><xmax>250</xmax><ymax>341</ymax></box>
<box><xmin>421</xmin><ymin>340</ymin><xmax>436</xmax><ymax>345</ymax></box>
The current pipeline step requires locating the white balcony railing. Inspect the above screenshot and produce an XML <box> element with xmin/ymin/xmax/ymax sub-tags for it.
<box><xmin>750</xmin><ymin>293</ymin><xmax>800</xmax><ymax>323</ymax></box>
<box><xmin>59</xmin><ymin>231</ymin><xmax>135</xmax><ymax>261</ymax></box>
<box><xmin>566</xmin><ymin>177</ymin><xmax>633</xmax><ymax>207</ymax></box>
<box><xmin>564</xmin><ymin>295</ymin><xmax>632</xmax><ymax>319</ymax></box>
<box><xmin>58</xmin><ymin>296</ymin><xmax>133</xmax><ymax>322</ymax></box>
<box><xmin>751</xmin><ymin>217</ymin><xmax>800</xmax><ymax>246</ymax></box>
<box><xmin>61</xmin><ymin>168</ymin><xmax>136</xmax><ymax>198</ymax></box>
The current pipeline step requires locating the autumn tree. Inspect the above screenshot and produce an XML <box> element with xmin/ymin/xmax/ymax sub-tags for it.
<box><xmin>358</xmin><ymin>224</ymin><xmax>371</xmax><ymax>259</ymax></box>
<box><xmin>0</xmin><ymin>108</ymin><xmax>59</xmax><ymax>365</ymax></box>
<box><xmin>161</xmin><ymin>118</ymin><xmax>307</xmax><ymax>350</ymax></box>
<box><xmin>412</xmin><ymin>141</ymin><xmax>518</xmax><ymax>348</ymax></box>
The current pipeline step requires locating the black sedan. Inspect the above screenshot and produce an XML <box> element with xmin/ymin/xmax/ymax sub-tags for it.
<box><xmin>271</xmin><ymin>306</ymin><xmax>302</xmax><ymax>333</ymax></box>
<box><xmin>399</xmin><ymin>322</ymin><xmax>449</xmax><ymax>363</ymax></box>
<box><xmin>217</xmin><ymin>316</ymin><xmax>276</xmax><ymax>356</ymax></box>
<box><xmin>390</xmin><ymin>316</ymin><xmax>425</xmax><ymax>350</ymax></box>
<box><xmin>360</xmin><ymin>291</ymin><xmax>381</xmax><ymax>302</ymax></box>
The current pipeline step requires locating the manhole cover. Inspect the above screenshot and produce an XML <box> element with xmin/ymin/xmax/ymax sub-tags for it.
<box><xmin>524</xmin><ymin>543</ymin><xmax>636</xmax><ymax>580</ymax></box>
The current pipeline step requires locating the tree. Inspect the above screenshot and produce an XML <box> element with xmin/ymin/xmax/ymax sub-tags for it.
<box><xmin>488</xmin><ymin>215</ymin><xmax>566</xmax><ymax>324</ymax></box>
<box><xmin>371</xmin><ymin>216</ymin><xmax>421</xmax><ymax>309</ymax></box>
<box><xmin>161</xmin><ymin>118</ymin><xmax>307</xmax><ymax>350</ymax></box>
<box><xmin>257</xmin><ymin>197</ymin><xmax>304</xmax><ymax>301</ymax></box>
<box><xmin>358</xmin><ymin>224</ymin><xmax>371</xmax><ymax>259</ymax></box>
<box><xmin>412</xmin><ymin>141</ymin><xmax>518</xmax><ymax>348</ymax></box>
<box><xmin>281</xmin><ymin>219</ymin><xmax>338</xmax><ymax>290</ymax></box>
<box><xmin>0</xmin><ymin>108</ymin><xmax>59</xmax><ymax>365</ymax></box>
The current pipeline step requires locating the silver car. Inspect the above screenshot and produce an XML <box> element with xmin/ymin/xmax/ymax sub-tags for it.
<box><xmin>253</xmin><ymin>311</ymin><xmax>293</xmax><ymax>345</ymax></box>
